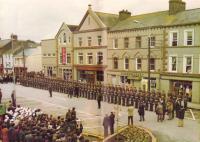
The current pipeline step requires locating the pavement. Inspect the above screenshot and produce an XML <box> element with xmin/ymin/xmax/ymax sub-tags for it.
<box><xmin>0</xmin><ymin>83</ymin><xmax>200</xmax><ymax>142</ymax></box>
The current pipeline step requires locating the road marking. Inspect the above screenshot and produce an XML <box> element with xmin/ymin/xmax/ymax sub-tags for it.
<box><xmin>189</xmin><ymin>109</ymin><xmax>196</xmax><ymax>121</ymax></box>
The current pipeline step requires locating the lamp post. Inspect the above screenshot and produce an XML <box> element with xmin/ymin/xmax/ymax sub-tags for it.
<box><xmin>11</xmin><ymin>34</ymin><xmax>16</xmax><ymax>86</ymax></box>
<box><xmin>133</xmin><ymin>20</ymin><xmax>151</xmax><ymax>92</ymax></box>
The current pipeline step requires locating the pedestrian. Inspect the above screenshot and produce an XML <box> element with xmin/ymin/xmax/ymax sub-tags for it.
<box><xmin>156</xmin><ymin>102</ymin><xmax>163</xmax><ymax>122</ymax></box>
<box><xmin>138</xmin><ymin>101</ymin><xmax>145</xmax><ymax>121</ymax></box>
<box><xmin>177</xmin><ymin>106</ymin><xmax>185</xmax><ymax>127</ymax></box>
<box><xmin>97</xmin><ymin>92</ymin><xmax>102</xmax><ymax>109</ymax></box>
<box><xmin>0</xmin><ymin>88</ymin><xmax>2</xmax><ymax>104</ymax></box>
<box><xmin>127</xmin><ymin>104</ymin><xmax>134</xmax><ymax>125</ymax></box>
<box><xmin>109</xmin><ymin>112</ymin><xmax>115</xmax><ymax>135</ymax></box>
<box><xmin>11</xmin><ymin>91</ymin><xmax>16</xmax><ymax>107</ymax></box>
<box><xmin>49</xmin><ymin>85</ymin><xmax>52</xmax><ymax>98</ymax></box>
<box><xmin>103</xmin><ymin>114</ymin><xmax>110</xmax><ymax>138</ymax></box>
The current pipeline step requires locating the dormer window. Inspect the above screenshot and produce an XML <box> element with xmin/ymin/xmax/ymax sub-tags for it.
<box><xmin>63</xmin><ymin>33</ymin><xmax>66</xmax><ymax>43</ymax></box>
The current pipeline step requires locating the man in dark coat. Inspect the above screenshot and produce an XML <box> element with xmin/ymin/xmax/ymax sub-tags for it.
<box><xmin>109</xmin><ymin>112</ymin><xmax>115</xmax><ymax>134</ymax></box>
<box><xmin>138</xmin><ymin>101</ymin><xmax>145</xmax><ymax>121</ymax></box>
<box><xmin>97</xmin><ymin>92</ymin><xmax>102</xmax><ymax>109</ymax></box>
<box><xmin>49</xmin><ymin>85</ymin><xmax>52</xmax><ymax>98</ymax></box>
<box><xmin>103</xmin><ymin>114</ymin><xmax>110</xmax><ymax>138</ymax></box>
<box><xmin>11</xmin><ymin>90</ymin><xmax>16</xmax><ymax>107</ymax></box>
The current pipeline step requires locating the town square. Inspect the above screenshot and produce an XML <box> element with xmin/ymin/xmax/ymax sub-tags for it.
<box><xmin>0</xmin><ymin>0</ymin><xmax>200</xmax><ymax>142</ymax></box>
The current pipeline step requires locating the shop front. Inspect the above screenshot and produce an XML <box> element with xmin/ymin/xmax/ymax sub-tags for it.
<box><xmin>75</xmin><ymin>65</ymin><xmax>106</xmax><ymax>83</ymax></box>
<box><xmin>160</xmin><ymin>73</ymin><xmax>200</xmax><ymax>104</ymax></box>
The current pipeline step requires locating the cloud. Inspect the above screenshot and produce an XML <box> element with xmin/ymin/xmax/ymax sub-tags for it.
<box><xmin>0</xmin><ymin>0</ymin><xmax>199</xmax><ymax>42</ymax></box>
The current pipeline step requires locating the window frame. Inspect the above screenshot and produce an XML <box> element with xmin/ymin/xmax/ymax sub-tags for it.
<box><xmin>78</xmin><ymin>37</ymin><xmax>82</xmax><ymax>47</ymax></box>
<box><xmin>67</xmin><ymin>53</ymin><xmax>71</xmax><ymax>64</ymax></box>
<box><xmin>88</xmin><ymin>37</ymin><xmax>92</xmax><ymax>46</ymax></box>
<box><xmin>136</xmin><ymin>58</ymin><xmax>142</xmax><ymax>71</ymax></box>
<box><xmin>78</xmin><ymin>53</ymin><xmax>83</xmax><ymax>64</ymax></box>
<box><xmin>184</xmin><ymin>29</ymin><xmax>194</xmax><ymax>46</ymax></box>
<box><xmin>113</xmin><ymin>39</ymin><xmax>118</xmax><ymax>49</ymax></box>
<box><xmin>150</xmin><ymin>58</ymin><xmax>155</xmax><ymax>71</ymax></box>
<box><xmin>136</xmin><ymin>36</ymin><xmax>142</xmax><ymax>48</ymax></box>
<box><xmin>183</xmin><ymin>55</ymin><xmax>193</xmax><ymax>73</ymax></box>
<box><xmin>149</xmin><ymin>36</ymin><xmax>156</xmax><ymax>48</ymax></box>
<box><xmin>87</xmin><ymin>52</ymin><xmax>93</xmax><ymax>65</ymax></box>
<box><xmin>113</xmin><ymin>57</ymin><xmax>118</xmax><ymax>69</ymax></box>
<box><xmin>124</xmin><ymin>57</ymin><xmax>129</xmax><ymax>70</ymax></box>
<box><xmin>97</xmin><ymin>36</ymin><xmax>102</xmax><ymax>46</ymax></box>
<box><xmin>168</xmin><ymin>55</ymin><xmax>178</xmax><ymax>72</ymax></box>
<box><xmin>124</xmin><ymin>37</ymin><xmax>129</xmax><ymax>48</ymax></box>
<box><xmin>97</xmin><ymin>52</ymin><xmax>103</xmax><ymax>65</ymax></box>
<box><xmin>169</xmin><ymin>31</ymin><xmax>179</xmax><ymax>47</ymax></box>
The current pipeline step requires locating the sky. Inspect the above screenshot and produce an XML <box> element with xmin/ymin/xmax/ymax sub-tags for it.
<box><xmin>0</xmin><ymin>0</ymin><xmax>199</xmax><ymax>42</ymax></box>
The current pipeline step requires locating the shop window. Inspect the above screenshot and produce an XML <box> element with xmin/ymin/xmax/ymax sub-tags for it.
<box><xmin>97</xmin><ymin>71</ymin><xmax>104</xmax><ymax>81</ymax></box>
<box><xmin>120</xmin><ymin>76</ymin><xmax>130</xmax><ymax>84</ymax></box>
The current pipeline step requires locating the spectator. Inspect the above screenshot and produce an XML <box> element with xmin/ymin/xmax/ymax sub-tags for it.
<box><xmin>138</xmin><ymin>102</ymin><xmax>145</xmax><ymax>121</ymax></box>
<box><xmin>109</xmin><ymin>112</ymin><xmax>115</xmax><ymax>134</ymax></box>
<box><xmin>127</xmin><ymin>104</ymin><xmax>134</xmax><ymax>125</ymax></box>
<box><xmin>103</xmin><ymin>114</ymin><xmax>109</xmax><ymax>138</ymax></box>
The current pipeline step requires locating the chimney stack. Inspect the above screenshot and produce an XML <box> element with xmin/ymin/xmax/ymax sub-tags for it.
<box><xmin>169</xmin><ymin>0</ymin><xmax>186</xmax><ymax>15</ymax></box>
<box><xmin>11</xmin><ymin>34</ymin><xmax>18</xmax><ymax>40</ymax></box>
<box><xmin>119</xmin><ymin>9</ymin><xmax>131</xmax><ymax>21</ymax></box>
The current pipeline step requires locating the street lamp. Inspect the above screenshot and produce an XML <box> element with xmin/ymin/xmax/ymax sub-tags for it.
<box><xmin>11</xmin><ymin>34</ymin><xmax>16</xmax><ymax>91</ymax></box>
<box><xmin>133</xmin><ymin>20</ymin><xmax>151</xmax><ymax>93</ymax></box>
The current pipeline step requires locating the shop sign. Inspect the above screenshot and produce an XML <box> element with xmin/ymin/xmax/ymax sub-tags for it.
<box><xmin>121</xmin><ymin>72</ymin><xmax>142</xmax><ymax>80</ymax></box>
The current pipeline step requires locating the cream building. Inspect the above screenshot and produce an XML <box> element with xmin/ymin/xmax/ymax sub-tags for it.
<box><xmin>41</xmin><ymin>39</ymin><xmax>57</xmax><ymax>77</ymax></box>
<box><xmin>55</xmin><ymin>23</ymin><xmax>77</xmax><ymax>80</ymax></box>
<box><xmin>73</xmin><ymin>5</ymin><xmax>118</xmax><ymax>83</ymax></box>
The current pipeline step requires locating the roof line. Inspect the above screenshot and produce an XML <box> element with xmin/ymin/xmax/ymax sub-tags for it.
<box><xmin>94</xmin><ymin>11</ymin><xmax>118</xmax><ymax>16</ymax></box>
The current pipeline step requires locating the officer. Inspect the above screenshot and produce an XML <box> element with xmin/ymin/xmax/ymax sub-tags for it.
<box><xmin>149</xmin><ymin>95</ymin><xmax>154</xmax><ymax>111</ymax></box>
<box><xmin>49</xmin><ymin>84</ymin><xmax>53</xmax><ymax>98</ymax></box>
<box><xmin>97</xmin><ymin>91</ymin><xmax>102</xmax><ymax>109</ymax></box>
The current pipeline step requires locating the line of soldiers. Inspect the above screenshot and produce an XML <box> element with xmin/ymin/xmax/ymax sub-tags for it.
<box><xmin>18</xmin><ymin>76</ymin><xmax>189</xmax><ymax>114</ymax></box>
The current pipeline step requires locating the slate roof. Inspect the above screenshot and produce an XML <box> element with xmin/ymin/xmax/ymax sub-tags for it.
<box><xmin>95</xmin><ymin>11</ymin><xmax>119</xmax><ymax>27</ymax></box>
<box><xmin>110</xmin><ymin>8</ymin><xmax>200</xmax><ymax>31</ymax></box>
<box><xmin>0</xmin><ymin>39</ymin><xmax>11</xmax><ymax>48</ymax></box>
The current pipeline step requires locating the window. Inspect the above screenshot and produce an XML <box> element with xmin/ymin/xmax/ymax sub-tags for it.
<box><xmin>150</xmin><ymin>58</ymin><xmax>155</xmax><ymax>71</ymax></box>
<box><xmin>124</xmin><ymin>58</ymin><xmax>129</xmax><ymax>70</ymax></box>
<box><xmin>88</xmin><ymin>37</ymin><xmax>92</xmax><ymax>46</ymax></box>
<box><xmin>68</xmin><ymin>36</ymin><xmax>71</xmax><ymax>43</ymax></box>
<box><xmin>78</xmin><ymin>53</ymin><xmax>83</xmax><ymax>64</ymax></box>
<box><xmin>59</xmin><ymin>38</ymin><xmax>62</xmax><ymax>44</ymax></box>
<box><xmin>124</xmin><ymin>37</ymin><xmax>129</xmax><ymax>48</ymax></box>
<box><xmin>67</xmin><ymin>53</ymin><xmax>71</xmax><ymax>64</ymax></box>
<box><xmin>136</xmin><ymin>58</ymin><xmax>142</xmax><ymax>71</ymax></box>
<box><xmin>183</xmin><ymin>56</ymin><xmax>193</xmax><ymax>73</ymax></box>
<box><xmin>59</xmin><ymin>53</ymin><xmax>62</xmax><ymax>64</ymax></box>
<box><xmin>63</xmin><ymin>33</ymin><xmax>66</xmax><ymax>43</ymax></box>
<box><xmin>113</xmin><ymin>39</ymin><xmax>118</xmax><ymax>49</ymax></box>
<box><xmin>48</xmin><ymin>53</ymin><xmax>51</xmax><ymax>56</ymax></box>
<box><xmin>170</xmin><ymin>31</ymin><xmax>178</xmax><ymax>46</ymax></box>
<box><xmin>120</xmin><ymin>76</ymin><xmax>130</xmax><ymax>84</ymax></box>
<box><xmin>52</xmin><ymin>53</ymin><xmax>55</xmax><ymax>56</ymax></box>
<box><xmin>43</xmin><ymin>54</ymin><xmax>47</xmax><ymax>56</ymax></box>
<box><xmin>87</xmin><ymin>53</ymin><xmax>93</xmax><ymax>64</ymax></box>
<box><xmin>136</xmin><ymin>36</ymin><xmax>141</xmax><ymax>48</ymax></box>
<box><xmin>97</xmin><ymin>71</ymin><xmax>104</xmax><ymax>81</ymax></box>
<box><xmin>169</xmin><ymin>56</ymin><xmax>177</xmax><ymax>72</ymax></box>
<box><xmin>98</xmin><ymin>36</ymin><xmax>102</xmax><ymax>46</ymax></box>
<box><xmin>184</xmin><ymin>30</ymin><xmax>194</xmax><ymax>46</ymax></box>
<box><xmin>97</xmin><ymin>52</ymin><xmax>103</xmax><ymax>65</ymax></box>
<box><xmin>149</xmin><ymin>36</ymin><xmax>156</xmax><ymax>48</ymax></box>
<box><xmin>113</xmin><ymin>57</ymin><xmax>118</xmax><ymax>69</ymax></box>
<box><xmin>78</xmin><ymin>37</ymin><xmax>82</xmax><ymax>47</ymax></box>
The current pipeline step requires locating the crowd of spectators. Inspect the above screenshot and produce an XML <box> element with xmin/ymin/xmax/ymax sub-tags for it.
<box><xmin>0</xmin><ymin>104</ymin><xmax>86</xmax><ymax>142</ymax></box>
